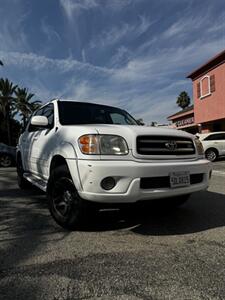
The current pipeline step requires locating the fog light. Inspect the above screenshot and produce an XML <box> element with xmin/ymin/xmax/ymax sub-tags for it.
<box><xmin>101</xmin><ymin>177</ymin><xmax>116</xmax><ymax>190</ymax></box>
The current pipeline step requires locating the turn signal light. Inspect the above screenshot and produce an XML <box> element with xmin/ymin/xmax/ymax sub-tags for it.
<box><xmin>78</xmin><ymin>135</ymin><xmax>99</xmax><ymax>154</ymax></box>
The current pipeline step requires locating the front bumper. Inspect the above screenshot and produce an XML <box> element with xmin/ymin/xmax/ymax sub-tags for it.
<box><xmin>76</xmin><ymin>159</ymin><xmax>211</xmax><ymax>203</ymax></box>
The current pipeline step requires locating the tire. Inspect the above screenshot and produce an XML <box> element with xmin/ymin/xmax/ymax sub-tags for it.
<box><xmin>47</xmin><ymin>165</ymin><xmax>86</xmax><ymax>230</ymax></box>
<box><xmin>0</xmin><ymin>153</ymin><xmax>13</xmax><ymax>167</ymax></box>
<box><xmin>168</xmin><ymin>194</ymin><xmax>191</xmax><ymax>208</ymax></box>
<box><xmin>17</xmin><ymin>156</ymin><xmax>31</xmax><ymax>189</ymax></box>
<box><xmin>205</xmin><ymin>149</ymin><xmax>218</xmax><ymax>162</ymax></box>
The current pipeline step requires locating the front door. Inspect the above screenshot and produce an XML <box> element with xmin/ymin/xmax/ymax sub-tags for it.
<box><xmin>25</xmin><ymin>104</ymin><xmax>55</xmax><ymax>178</ymax></box>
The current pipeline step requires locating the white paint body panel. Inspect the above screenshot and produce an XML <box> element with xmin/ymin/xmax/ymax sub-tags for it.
<box><xmin>77</xmin><ymin>158</ymin><xmax>210</xmax><ymax>203</ymax></box>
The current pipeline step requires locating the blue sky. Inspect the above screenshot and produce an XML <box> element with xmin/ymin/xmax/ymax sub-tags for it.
<box><xmin>0</xmin><ymin>0</ymin><xmax>225</xmax><ymax>123</ymax></box>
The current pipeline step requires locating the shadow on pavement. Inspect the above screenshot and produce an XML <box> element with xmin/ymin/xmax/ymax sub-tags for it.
<box><xmin>80</xmin><ymin>190</ymin><xmax>225</xmax><ymax>236</ymax></box>
<box><xmin>0</xmin><ymin>184</ymin><xmax>70</xmax><ymax>269</ymax></box>
<box><xmin>1</xmin><ymin>182</ymin><xmax>225</xmax><ymax>239</ymax></box>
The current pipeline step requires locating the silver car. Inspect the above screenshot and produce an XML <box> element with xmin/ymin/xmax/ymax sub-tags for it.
<box><xmin>197</xmin><ymin>132</ymin><xmax>225</xmax><ymax>161</ymax></box>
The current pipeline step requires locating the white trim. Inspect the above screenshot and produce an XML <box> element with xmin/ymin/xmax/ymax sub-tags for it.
<box><xmin>200</xmin><ymin>75</ymin><xmax>211</xmax><ymax>99</ymax></box>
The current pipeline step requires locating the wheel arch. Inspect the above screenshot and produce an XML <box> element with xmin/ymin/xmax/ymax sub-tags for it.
<box><xmin>16</xmin><ymin>150</ymin><xmax>25</xmax><ymax>167</ymax></box>
<box><xmin>49</xmin><ymin>155</ymin><xmax>68</xmax><ymax>175</ymax></box>
<box><xmin>205</xmin><ymin>147</ymin><xmax>219</xmax><ymax>156</ymax></box>
<box><xmin>48</xmin><ymin>153</ymin><xmax>82</xmax><ymax>192</ymax></box>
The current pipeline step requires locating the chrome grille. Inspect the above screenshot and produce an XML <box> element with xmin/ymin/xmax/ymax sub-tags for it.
<box><xmin>136</xmin><ymin>136</ymin><xmax>195</xmax><ymax>155</ymax></box>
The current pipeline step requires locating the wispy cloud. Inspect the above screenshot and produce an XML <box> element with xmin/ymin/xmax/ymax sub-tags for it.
<box><xmin>1</xmin><ymin>0</ymin><xmax>225</xmax><ymax>124</ymax></box>
<box><xmin>89</xmin><ymin>15</ymin><xmax>153</xmax><ymax>48</ymax></box>
<box><xmin>112</xmin><ymin>32</ymin><xmax>224</xmax><ymax>83</ymax></box>
<box><xmin>81</xmin><ymin>49</ymin><xmax>87</xmax><ymax>63</ymax></box>
<box><xmin>110</xmin><ymin>46</ymin><xmax>131</xmax><ymax>68</ymax></box>
<box><xmin>0</xmin><ymin>50</ymin><xmax>111</xmax><ymax>74</ymax></box>
<box><xmin>0</xmin><ymin>5</ymin><xmax>30</xmax><ymax>52</ymax></box>
<box><xmin>59</xmin><ymin>0</ymin><xmax>135</xmax><ymax>20</ymax></box>
<box><xmin>59</xmin><ymin>0</ymin><xmax>98</xmax><ymax>20</ymax></box>
<box><xmin>1</xmin><ymin>30</ymin><xmax>224</xmax><ymax>123</ymax></box>
<box><xmin>41</xmin><ymin>18</ymin><xmax>62</xmax><ymax>42</ymax></box>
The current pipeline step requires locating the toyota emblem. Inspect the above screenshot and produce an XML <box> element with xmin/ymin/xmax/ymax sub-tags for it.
<box><xmin>165</xmin><ymin>141</ymin><xmax>177</xmax><ymax>151</ymax></box>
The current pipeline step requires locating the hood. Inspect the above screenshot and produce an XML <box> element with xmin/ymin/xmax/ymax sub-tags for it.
<box><xmin>94</xmin><ymin>124</ymin><xmax>194</xmax><ymax>147</ymax></box>
<box><xmin>94</xmin><ymin>125</ymin><xmax>196</xmax><ymax>160</ymax></box>
<box><xmin>59</xmin><ymin>124</ymin><xmax>196</xmax><ymax>160</ymax></box>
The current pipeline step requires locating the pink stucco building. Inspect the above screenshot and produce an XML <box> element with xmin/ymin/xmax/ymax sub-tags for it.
<box><xmin>168</xmin><ymin>50</ymin><xmax>225</xmax><ymax>133</ymax></box>
<box><xmin>187</xmin><ymin>49</ymin><xmax>225</xmax><ymax>133</ymax></box>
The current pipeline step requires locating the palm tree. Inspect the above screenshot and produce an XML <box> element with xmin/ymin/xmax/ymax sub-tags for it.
<box><xmin>176</xmin><ymin>91</ymin><xmax>191</xmax><ymax>110</ymax></box>
<box><xmin>14</xmin><ymin>88</ymin><xmax>42</xmax><ymax>127</ymax></box>
<box><xmin>0</xmin><ymin>78</ymin><xmax>17</xmax><ymax>145</ymax></box>
<box><xmin>29</xmin><ymin>100</ymin><xmax>42</xmax><ymax>112</ymax></box>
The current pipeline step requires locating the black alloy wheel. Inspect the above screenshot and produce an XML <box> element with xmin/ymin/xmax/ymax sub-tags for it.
<box><xmin>47</xmin><ymin>165</ymin><xmax>86</xmax><ymax>230</ymax></box>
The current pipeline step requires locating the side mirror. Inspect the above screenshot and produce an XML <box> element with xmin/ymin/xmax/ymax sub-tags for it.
<box><xmin>31</xmin><ymin>116</ymin><xmax>48</xmax><ymax>127</ymax></box>
<box><xmin>136</xmin><ymin>119</ymin><xmax>145</xmax><ymax>126</ymax></box>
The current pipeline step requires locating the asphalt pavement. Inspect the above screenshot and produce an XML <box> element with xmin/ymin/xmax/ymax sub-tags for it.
<box><xmin>0</xmin><ymin>161</ymin><xmax>225</xmax><ymax>300</ymax></box>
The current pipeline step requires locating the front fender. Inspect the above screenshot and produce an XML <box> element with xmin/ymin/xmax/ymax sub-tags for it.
<box><xmin>48</xmin><ymin>142</ymin><xmax>82</xmax><ymax>192</ymax></box>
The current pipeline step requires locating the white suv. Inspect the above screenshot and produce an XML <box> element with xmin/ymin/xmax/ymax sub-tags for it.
<box><xmin>197</xmin><ymin>132</ymin><xmax>225</xmax><ymax>161</ymax></box>
<box><xmin>17</xmin><ymin>100</ymin><xmax>211</xmax><ymax>229</ymax></box>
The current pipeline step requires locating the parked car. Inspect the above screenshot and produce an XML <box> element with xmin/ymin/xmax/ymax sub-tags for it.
<box><xmin>17</xmin><ymin>100</ymin><xmax>212</xmax><ymax>229</ymax></box>
<box><xmin>0</xmin><ymin>143</ymin><xmax>16</xmax><ymax>167</ymax></box>
<box><xmin>196</xmin><ymin>132</ymin><xmax>225</xmax><ymax>161</ymax></box>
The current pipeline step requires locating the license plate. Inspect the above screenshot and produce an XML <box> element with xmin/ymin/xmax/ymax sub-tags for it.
<box><xmin>170</xmin><ymin>171</ymin><xmax>190</xmax><ymax>188</ymax></box>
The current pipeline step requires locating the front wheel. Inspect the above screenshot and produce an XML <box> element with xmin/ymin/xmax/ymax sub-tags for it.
<box><xmin>205</xmin><ymin>149</ymin><xmax>217</xmax><ymax>162</ymax></box>
<box><xmin>47</xmin><ymin>165</ymin><xmax>86</xmax><ymax>230</ymax></box>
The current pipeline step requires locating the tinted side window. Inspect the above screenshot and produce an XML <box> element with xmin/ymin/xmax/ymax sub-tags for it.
<box><xmin>42</xmin><ymin>104</ymin><xmax>54</xmax><ymax>128</ymax></box>
<box><xmin>204</xmin><ymin>134</ymin><xmax>225</xmax><ymax>141</ymax></box>
<box><xmin>215</xmin><ymin>133</ymin><xmax>225</xmax><ymax>140</ymax></box>
<box><xmin>35</xmin><ymin>108</ymin><xmax>44</xmax><ymax>116</ymax></box>
<box><xmin>110</xmin><ymin>113</ymin><xmax>126</xmax><ymax>124</ymax></box>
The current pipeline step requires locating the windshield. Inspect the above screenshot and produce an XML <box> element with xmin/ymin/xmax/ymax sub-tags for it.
<box><xmin>58</xmin><ymin>101</ymin><xmax>138</xmax><ymax>125</ymax></box>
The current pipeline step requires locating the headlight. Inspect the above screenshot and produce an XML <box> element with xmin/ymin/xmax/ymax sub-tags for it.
<box><xmin>195</xmin><ymin>137</ymin><xmax>204</xmax><ymax>156</ymax></box>
<box><xmin>78</xmin><ymin>134</ymin><xmax>129</xmax><ymax>155</ymax></box>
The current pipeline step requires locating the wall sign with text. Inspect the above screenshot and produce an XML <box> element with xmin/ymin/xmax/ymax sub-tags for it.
<box><xmin>176</xmin><ymin>117</ymin><xmax>194</xmax><ymax>127</ymax></box>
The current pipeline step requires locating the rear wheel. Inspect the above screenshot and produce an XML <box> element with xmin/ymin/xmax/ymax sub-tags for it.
<box><xmin>0</xmin><ymin>154</ymin><xmax>13</xmax><ymax>167</ymax></box>
<box><xmin>47</xmin><ymin>165</ymin><xmax>86</xmax><ymax>230</ymax></box>
<box><xmin>205</xmin><ymin>148</ymin><xmax>218</xmax><ymax>162</ymax></box>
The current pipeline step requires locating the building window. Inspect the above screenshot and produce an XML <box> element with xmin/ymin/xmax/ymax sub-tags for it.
<box><xmin>197</xmin><ymin>74</ymin><xmax>215</xmax><ymax>99</ymax></box>
<box><xmin>200</xmin><ymin>75</ymin><xmax>211</xmax><ymax>98</ymax></box>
